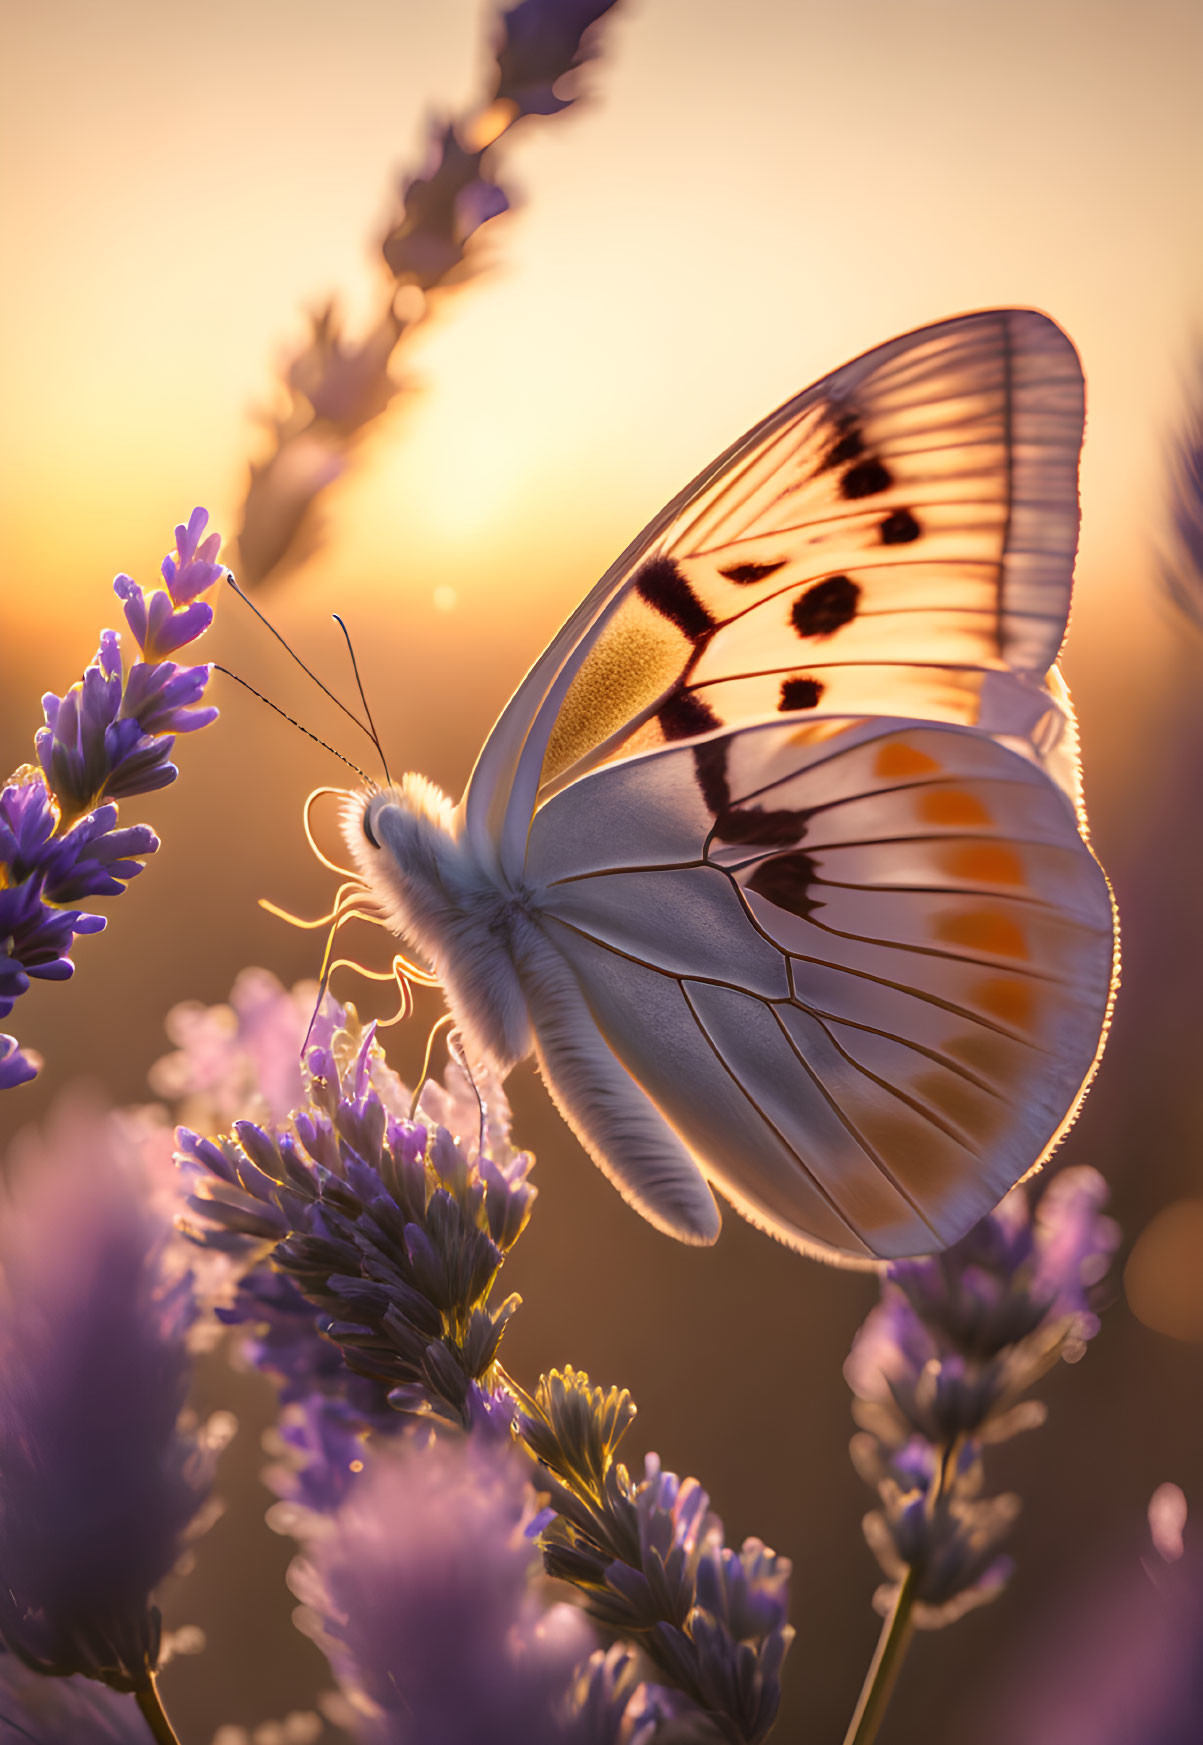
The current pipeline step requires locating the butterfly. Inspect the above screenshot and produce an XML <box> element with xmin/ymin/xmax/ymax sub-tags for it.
<box><xmin>348</xmin><ymin>309</ymin><xmax>1118</xmax><ymax>1265</ymax></box>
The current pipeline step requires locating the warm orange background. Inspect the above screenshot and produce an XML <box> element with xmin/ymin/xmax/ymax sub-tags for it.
<box><xmin>3</xmin><ymin>2</ymin><xmax>1203</xmax><ymax>1740</ymax></box>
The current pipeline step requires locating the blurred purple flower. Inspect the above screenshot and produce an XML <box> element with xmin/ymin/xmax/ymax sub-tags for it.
<box><xmin>289</xmin><ymin>1433</ymin><xmax>596</xmax><ymax>1745</ymax></box>
<box><xmin>845</xmin><ymin>1167</ymin><xmax>1118</xmax><ymax>1627</ymax></box>
<box><xmin>990</xmin><ymin>1492</ymin><xmax>1203</xmax><ymax>1745</ymax></box>
<box><xmin>0</xmin><ymin>1099</ymin><xmax>219</xmax><ymax>1692</ymax></box>
<box><xmin>0</xmin><ymin>1034</ymin><xmax>41</xmax><ymax>1090</ymax></box>
<box><xmin>382</xmin><ymin>123</ymin><xmax>510</xmax><ymax>287</ymax></box>
<box><xmin>493</xmin><ymin>0</ymin><xmax>623</xmax><ymax>118</ymax></box>
<box><xmin>0</xmin><ymin>1652</ymin><xmax>148</xmax><ymax>1744</ymax></box>
<box><xmin>521</xmin><ymin>1370</ymin><xmax>792</xmax><ymax>1743</ymax></box>
<box><xmin>233</xmin><ymin>0</ymin><xmax>623</xmax><ymax>589</ymax></box>
<box><xmin>1163</xmin><ymin>350</ymin><xmax>1203</xmax><ymax>627</ymax></box>
<box><xmin>150</xmin><ymin>967</ymin><xmax>313</xmax><ymax>1133</ymax></box>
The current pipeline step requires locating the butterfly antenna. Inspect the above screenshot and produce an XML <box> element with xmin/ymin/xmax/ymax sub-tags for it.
<box><xmin>447</xmin><ymin>1028</ymin><xmax>487</xmax><ymax>1159</ymax></box>
<box><xmin>226</xmin><ymin>574</ymin><xmax>381</xmax><ymax>756</ymax></box>
<box><xmin>333</xmin><ymin>613</ymin><xmax>391</xmax><ymax>783</ymax></box>
<box><xmin>214</xmin><ymin>667</ymin><xmax>370</xmax><ymax>782</ymax></box>
<box><xmin>409</xmin><ymin>1013</ymin><xmax>456</xmax><ymax>1120</ymax></box>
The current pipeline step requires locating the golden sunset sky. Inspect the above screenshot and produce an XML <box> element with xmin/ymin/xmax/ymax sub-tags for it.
<box><xmin>3</xmin><ymin>6</ymin><xmax>1203</xmax><ymax>1741</ymax></box>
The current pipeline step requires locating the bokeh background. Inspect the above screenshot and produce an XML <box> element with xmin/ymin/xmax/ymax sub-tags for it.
<box><xmin>4</xmin><ymin>0</ymin><xmax>1203</xmax><ymax>1738</ymax></box>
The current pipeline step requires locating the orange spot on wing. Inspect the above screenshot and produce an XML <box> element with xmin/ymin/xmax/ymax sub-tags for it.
<box><xmin>912</xmin><ymin>1070</ymin><xmax>1005</xmax><ymax>1140</ymax></box>
<box><xmin>920</xmin><ymin>788</ymin><xmax>993</xmax><ymax>826</ymax></box>
<box><xmin>937</xmin><ymin>908</ymin><xmax>1028</xmax><ymax>959</ymax></box>
<box><xmin>941</xmin><ymin>843</ymin><xmax>1024</xmax><ymax>885</ymax></box>
<box><xmin>875</xmin><ymin>741</ymin><xmax>942</xmax><ymax>779</ymax></box>
<box><xmin>973</xmin><ymin>976</ymin><xmax>1036</xmax><ymax>1026</ymax></box>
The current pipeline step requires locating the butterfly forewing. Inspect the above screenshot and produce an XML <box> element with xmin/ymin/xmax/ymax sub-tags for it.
<box><xmin>469</xmin><ymin>310</ymin><xmax>1084</xmax><ymax>877</ymax></box>
<box><xmin>527</xmin><ymin>718</ymin><xmax>1115</xmax><ymax>1262</ymax></box>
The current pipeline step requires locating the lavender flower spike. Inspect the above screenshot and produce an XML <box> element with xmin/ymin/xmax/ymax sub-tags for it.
<box><xmin>0</xmin><ymin>1098</ymin><xmax>219</xmax><ymax>1697</ymax></box>
<box><xmin>520</xmin><ymin>1369</ymin><xmax>793</xmax><ymax>1743</ymax></box>
<box><xmin>2</xmin><ymin>514</ymin><xmax>225</xmax><ymax>1079</ymax></box>
<box><xmin>845</xmin><ymin>1167</ymin><xmax>1117</xmax><ymax>1631</ymax></box>
<box><xmin>290</xmin><ymin>1434</ymin><xmax>596</xmax><ymax>1745</ymax></box>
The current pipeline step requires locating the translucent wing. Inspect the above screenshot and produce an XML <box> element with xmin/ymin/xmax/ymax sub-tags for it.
<box><xmin>464</xmin><ymin>310</ymin><xmax>1085</xmax><ymax>878</ymax></box>
<box><xmin>523</xmin><ymin>717</ymin><xmax>1116</xmax><ymax>1263</ymax></box>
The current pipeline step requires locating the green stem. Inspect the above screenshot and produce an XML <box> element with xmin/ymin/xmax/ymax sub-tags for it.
<box><xmin>135</xmin><ymin>1676</ymin><xmax>182</xmax><ymax>1745</ymax></box>
<box><xmin>841</xmin><ymin>1563</ymin><xmax>918</xmax><ymax>1745</ymax></box>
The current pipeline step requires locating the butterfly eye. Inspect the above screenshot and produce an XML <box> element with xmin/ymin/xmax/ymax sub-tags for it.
<box><xmin>362</xmin><ymin>806</ymin><xmax>380</xmax><ymax>849</ymax></box>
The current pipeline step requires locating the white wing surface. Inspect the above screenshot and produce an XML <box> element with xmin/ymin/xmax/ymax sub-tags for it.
<box><xmin>524</xmin><ymin>718</ymin><xmax>1115</xmax><ymax>1262</ymax></box>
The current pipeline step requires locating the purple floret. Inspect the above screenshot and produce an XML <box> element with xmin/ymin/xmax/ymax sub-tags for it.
<box><xmin>0</xmin><ymin>1036</ymin><xmax>41</xmax><ymax>1090</ymax></box>
<box><xmin>289</xmin><ymin>1434</ymin><xmax>596</xmax><ymax>1745</ymax></box>
<box><xmin>0</xmin><ymin>1101</ymin><xmax>217</xmax><ymax>1690</ymax></box>
<box><xmin>493</xmin><ymin>0</ymin><xmax>622</xmax><ymax>117</ymax></box>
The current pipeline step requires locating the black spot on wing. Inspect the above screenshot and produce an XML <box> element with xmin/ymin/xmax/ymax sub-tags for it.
<box><xmin>692</xmin><ymin>738</ymin><xmax>732</xmax><ymax>815</ymax></box>
<box><xmin>660</xmin><ymin>691</ymin><xmax>720</xmax><ymax>741</ymax></box>
<box><xmin>719</xmin><ymin>559</ymin><xmax>787</xmax><ymax>585</ymax></box>
<box><xmin>747</xmin><ymin>850</ymin><xmax>823</xmax><ymax>920</ymax></box>
<box><xmin>716</xmin><ymin>806</ymin><xmax>811</xmax><ymax>847</ymax></box>
<box><xmin>824</xmin><ymin>424</ymin><xmax>864</xmax><ymax>470</ymax></box>
<box><xmin>635</xmin><ymin>556</ymin><xmax>715</xmax><ymax>640</ymax></box>
<box><xmin>841</xmin><ymin>458</ymin><xmax>893</xmax><ymax>499</ymax></box>
<box><xmin>780</xmin><ymin>676</ymin><xmax>824</xmax><ymax>711</ymax></box>
<box><xmin>791</xmin><ymin>575</ymin><xmax>860</xmax><ymax>637</ymax></box>
<box><xmin>692</xmin><ymin>735</ymin><xmax>810</xmax><ymax>847</ymax></box>
<box><xmin>881</xmin><ymin>508</ymin><xmax>921</xmax><ymax>545</ymax></box>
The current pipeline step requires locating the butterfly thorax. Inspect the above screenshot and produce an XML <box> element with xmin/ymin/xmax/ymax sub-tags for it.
<box><xmin>348</xmin><ymin>773</ymin><xmax>541</xmax><ymax>1073</ymax></box>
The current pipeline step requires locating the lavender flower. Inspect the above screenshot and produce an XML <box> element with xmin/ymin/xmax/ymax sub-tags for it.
<box><xmin>1163</xmin><ymin>350</ymin><xmax>1203</xmax><ymax>626</ymax></box>
<box><xmin>845</xmin><ymin>1167</ymin><xmax>1118</xmax><ymax>1628</ymax></box>
<box><xmin>569</xmin><ymin>1644</ymin><xmax>708</xmax><ymax>1745</ymax></box>
<box><xmin>233</xmin><ymin>0</ymin><xmax>622</xmax><ymax>588</ymax></box>
<box><xmin>289</xmin><ymin>1433</ymin><xmax>597</xmax><ymax>1745</ymax></box>
<box><xmin>381</xmin><ymin>123</ymin><xmax>510</xmax><ymax>288</ymax></box>
<box><xmin>0</xmin><ymin>1100</ymin><xmax>219</xmax><ymax>1694</ymax></box>
<box><xmin>178</xmin><ymin>1004</ymin><xmax>535</xmax><ymax>1434</ymax></box>
<box><xmin>519</xmin><ymin>1369</ymin><xmax>793</xmax><ymax>1743</ymax></box>
<box><xmin>1</xmin><ymin>513</ymin><xmax>224</xmax><ymax>1080</ymax></box>
<box><xmin>150</xmin><ymin>966</ymin><xmax>313</xmax><ymax>1133</ymax></box>
<box><xmin>0</xmin><ymin>1034</ymin><xmax>41</xmax><ymax>1090</ymax></box>
<box><xmin>0</xmin><ymin>1653</ymin><xmax>147</xmax><ymax>1744</ymax></box>
<box><xmin>492</xmin><ymin>0</ymin><xmax>623</xmax><ymax>118</ymax></box>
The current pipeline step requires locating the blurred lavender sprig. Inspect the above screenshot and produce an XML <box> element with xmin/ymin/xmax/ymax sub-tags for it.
<box><xmin>290</xmin><ymin>1431</ymin><xmax>598</xmax><ymax>1745</ymax></box>
<box><xmin>0</xmin><ymin>1652</ymin><xmax>150</xmax><ymax>1744</ymax></box>
<box><xmin>0</xmin><ymin>1100</ymin><xmax>220</xmax><ymax>1704</ymax></box>
<box><xmin>519</xmin><ymin>1369</ymin><xmax>793</xmax><ymax>1744</ymax></box>
<box><xmin>1</xmin><ymin>510</ymin><xmax>225</xmax><ymax>1081</ymax></box>
<box><xmin>235</xmin><ymin>0</ymin><xmax>623</xmax><ymax>587</ymax></box>
<box><xmin>845</xmin><ymin>1168</ymin><xmax>1117</xmax><ymax>1632</ymax></box>
<box><xmin>1162</xmin><ymin>349</ymin><xmax>1203</xmax><ymax>627</ymax></box>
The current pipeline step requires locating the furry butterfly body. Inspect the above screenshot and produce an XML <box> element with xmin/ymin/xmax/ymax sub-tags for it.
<box><xmin>349</xmin><ymin>310</ymin><xmax>1117</xmax><ymax>1265</ymax></box>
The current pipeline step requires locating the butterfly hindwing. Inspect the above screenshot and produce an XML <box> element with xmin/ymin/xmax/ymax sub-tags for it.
<box><xmin>525</xmin><ymin>717</ymin><xmax>1115</xmax><ymax>1263</ymax></box>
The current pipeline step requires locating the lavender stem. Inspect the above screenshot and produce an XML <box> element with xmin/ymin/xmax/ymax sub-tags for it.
<box><xmin>135</xmin><ymin>1678</ymin><xmax>182</xmax><ymax>1745</ymax></box>
<box><xmin>842</xmin><ymin>1562</ymin><xmax>918</xmax><ymax>1745</ymax></box>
